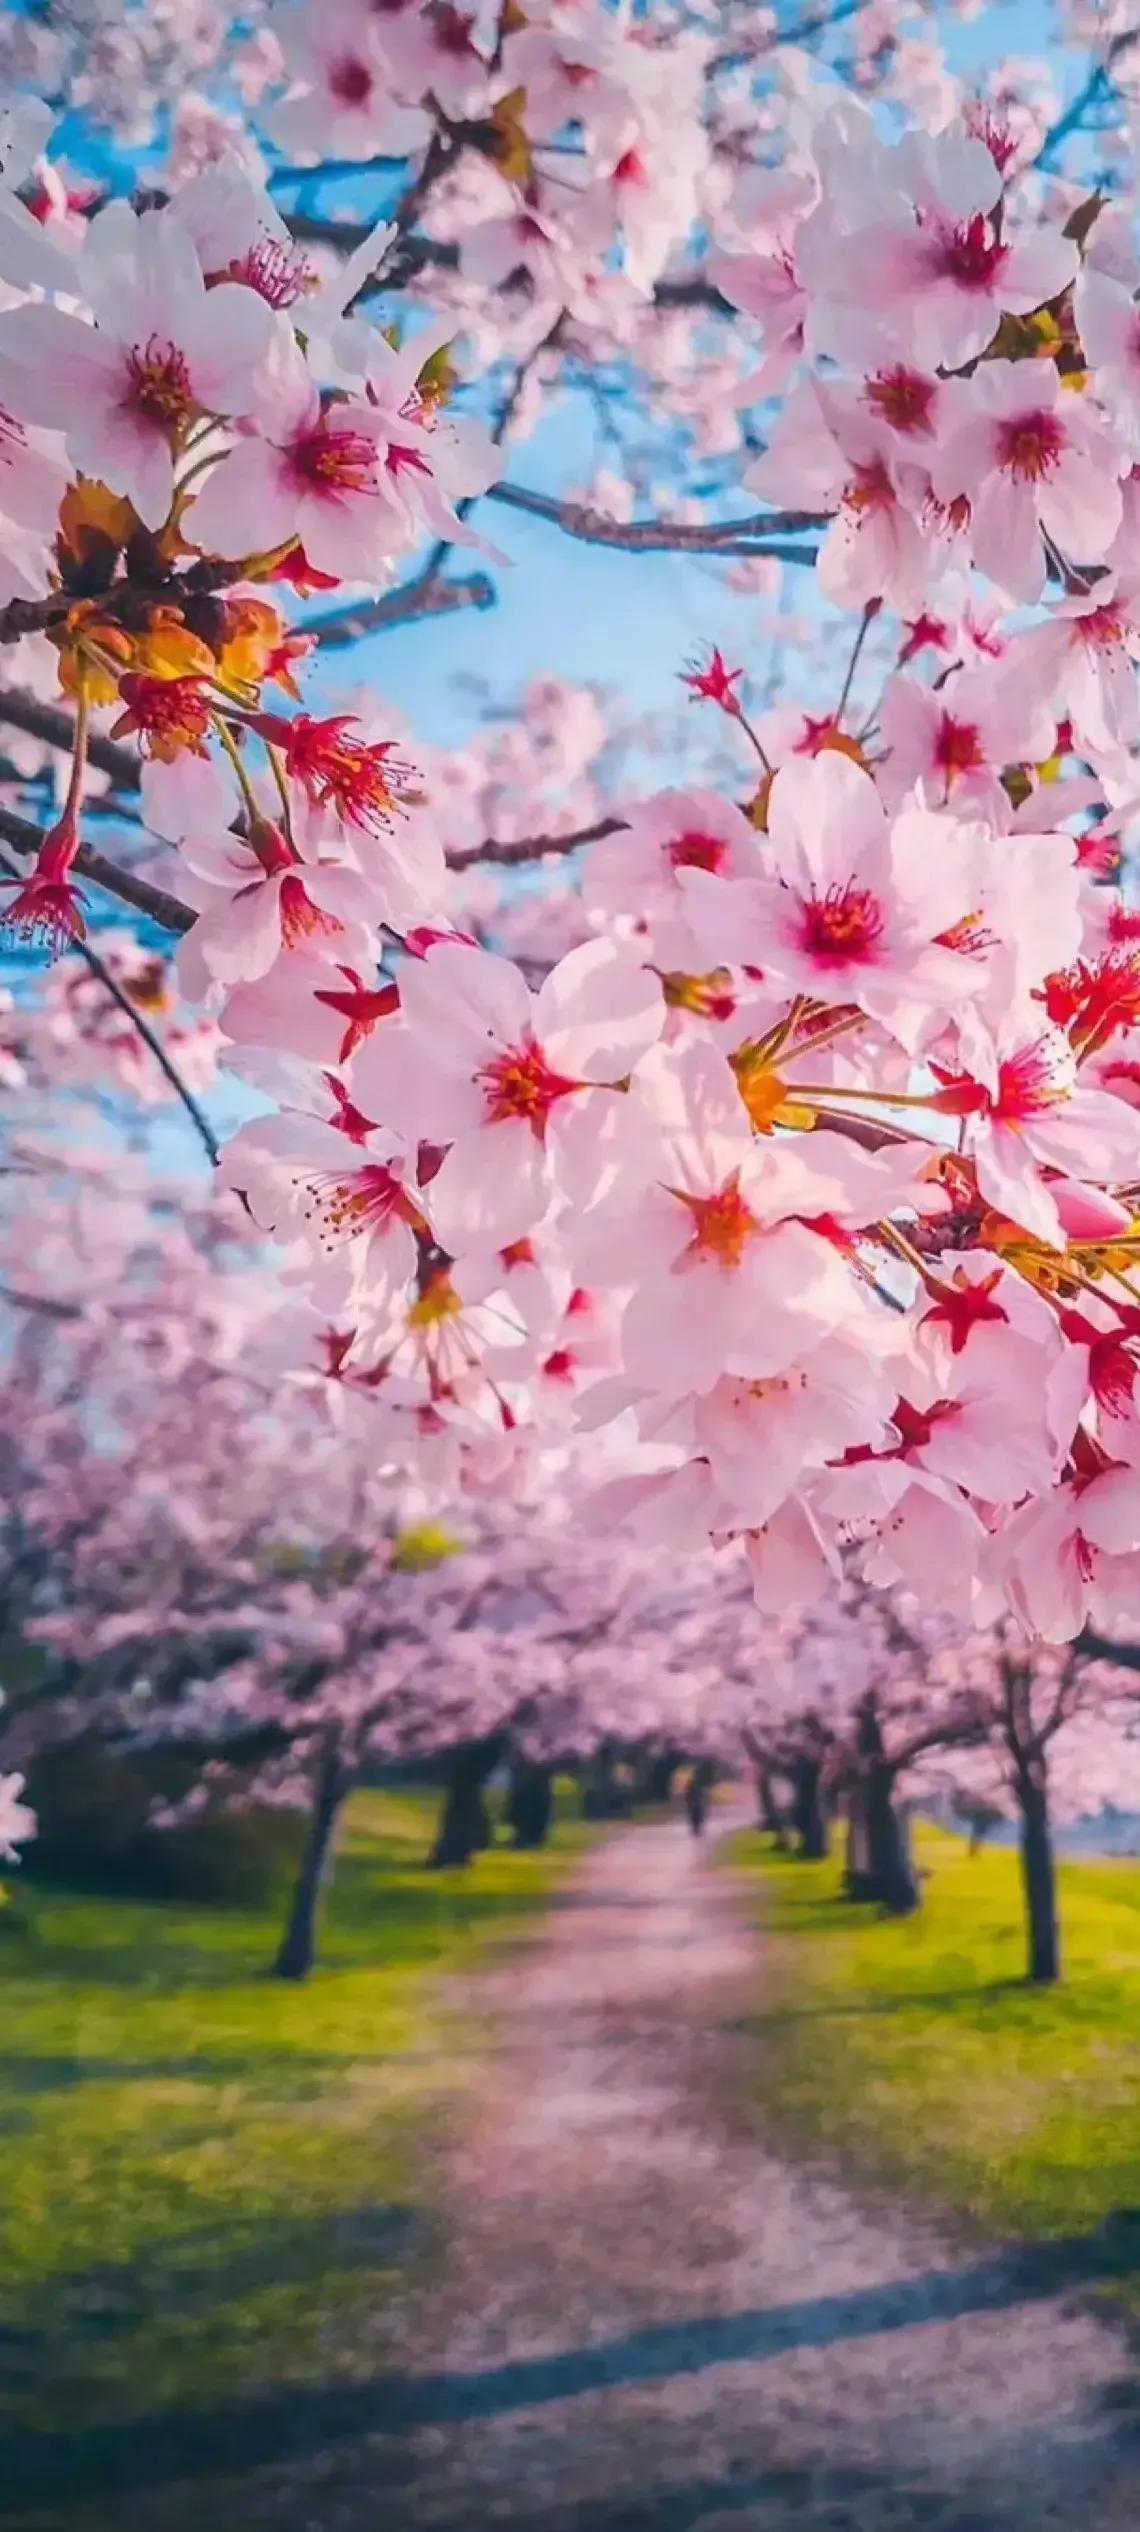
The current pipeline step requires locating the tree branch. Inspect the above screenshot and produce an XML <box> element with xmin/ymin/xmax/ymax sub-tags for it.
<box><xmin>0</xmin><ymin>804</ymin><xmax>195</xmax><ymax>937</ymax></box>
<box><xmin>0</xmin><ymin>688</ymin><xmax>139</xmax><ymax>787</ymax></box>
<box><xmin>0</xmin><ymin>561</ymin><xmax>242</xmax><ymax>652</ymax></box>
<box><xmin>486</xmin><ymin>480</ymin><xmax>823</xmax><ymax>556</ymax></box>
<box><xmin>0</xmin><ymin>845</ymin><xmax>216</xmax><ymax>1159</ymax></box>
<box><xmin>1033</xmin><ymin>25</ymin><xmax>1140</xmax><ymax>169</ymax></box>
<box><xmin>446</xmin><ymin>816</ymin><xmax>624</xmax><ymax>872</ymax></box>
<box><xmin>1075</xmin><ymin>1627</ymin><xmax>1140</xmax><ymax>1672</ymax></box>
<box><xmin>306</xmin><ymin>565</ymin><xmax>495</xmax><ymax>649</ymax></box>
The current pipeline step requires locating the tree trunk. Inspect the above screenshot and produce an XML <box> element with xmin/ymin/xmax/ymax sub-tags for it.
<box><xmin>580</xmin><ymin>1743</ymin><xmax>627</xmax><ymax>1819</ymax></box>
<box><xmin>1017</xmin><ymin>1762</ymin><xmax>1060</xmax><ymax>1985</ymax></box>
<box><xmin>506</xmin><ymin>1758</ymin><xmax>553</xmax><ymax>1850</ymax></box>
<box><xmin>844</xmin><ymin>1786</ymin><xmax>875</xmax><ymax>1898</ymax></box>
<box><xmin>636</xmin><ymin>1748</ymin><xmax>681</xmax><ymax>1806</ymax></box>
<box><xmin>791</xmin><ymin>1754</ymin><xmax>828</xmax><ymax>1860</ymax></box>
<box><xmin>865</xmin><ymin>1762</ymin><xmax>920</xmax><ymax>1913</ymax></box>
<box><xmin>274</xmin><ymin>1746</ymin><xmax>349</xmax><ymax>1980</ymax></box>
<box><xmin>755</xmin><ymin>1767</ymin><xmax>787</xmax><ymax>1842</ymax></box>
<box><xmin>427</xmin><ymin>1734</ymin><xmax>504</xmax><ymax>1868</ymax></box>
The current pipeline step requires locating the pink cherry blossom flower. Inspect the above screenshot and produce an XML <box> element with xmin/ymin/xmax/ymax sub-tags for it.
<box><xmin>169</xmin><ymin>160</ymin><xmax>317</xmax><ymax>309</ymax></box>
<box><xmin>0</xmin><ymin>811</ymin><xmax>87</xmax><ymax>960</ymax></box>
<box><xmin>0</xmin><ymin>202</ymin><xmax>275</xmax><ymax>531</ymax></box>
<box><xmin>0</xmin><ymin>98</ymin><xmax>76</xmax><ymax>294</ymax></box>
<box><xmin>354</xmin><ymin>937</ymin><xmax>665</xmax><ymax>1254</ymax></box>
<box><xmin>691</xmin><ymin>1332</ymin><xmax>900</xmax><ymax>1531</ymax></box>
<box><xmin>571</xmin><ymin>1040</ymin><xmax>870</xmax><ymax>1399</ymax></box>
<box><xmin>1002</xmin><ymin>1462</ymin><xmax>1140</xmax><ymax>1640</ymax></box>
<box><xmin>583</xmin><ymin>788</ymin><xmax>761</xmax><ymax>966</ymax></box>
<box><xmin>186</xmin><ymin>332</ymin><xmax>404</xmax><ymax>579</ymax></box>
<box><xmin>747</xmin><ymin>380</ymin><xmax>935</xmax><ymax>613</ymax></box>
<box><xmin>1010</xmin><ymin>579</ymin><xmax>1140</xmax><ymax>753</ymax></box>
<box><xmin>682</xmin><ymin>752</ymin><xmax>984</xmax><ymax>1051</ymax></box>
<box><xmin>937</xmin><ymin>1017</ymin><xmax>1140</xmax><ymax>1246</ymax></box>
<box><xmin>743</xmin><ymin>1498</ymin><xmax>842</xmax><ymax>1613</ymax></box>
<box><xmin>265</xmin><ymin>0</ymin><xmax>429</xmax><ymax>164</ymax></box>
<box><xmin>0</xmin><ymin>405</ymin><xmax>68</xmax><ymax>605</ymax></box>
<box><xmin>218</xmin><ymin>1090</ymin><xmax>426</xmax><ymax>1309</ymax></box>
<box><xmin>710</xmin><ymin>169</ymin><xmax>815</xmax><ymax>398</ymax></box>
<box><xmin>816</xmin><ymin>123</ymin><xmax>1076</xmax><ymax>371</ymax></box>
<box><xmin>879</xmin><ymin>666</ymin><xmax>1052</xmax><ymax>816</ymax></box>
<box><xmin>175</xmin><ymin>819</ymin><xmax>379</xmax><ymax>990</ymax></box>
<box><xmin>933</xmin><ymin>362</ymin><xmax>1123</xmax><ymax>605</ymax></box>
<box><xmin>1075</xmin><ymin>264</ymin><xmax>1140</xmax><ymax>458</ymax></box>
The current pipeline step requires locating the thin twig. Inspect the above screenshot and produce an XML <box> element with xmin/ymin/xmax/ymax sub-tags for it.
<box><xmin>0</xmin><ymin>804</ymin><xmax>195</xmax><ymax>936</ymax></box>
<box><xmin>447</xmin><ymin>816</ymin><xmax>625</xmax><ymax>872</ymax></box>
<box><xmin>0</xmin><ymin>846</ymin><xmax>217</xmax><ymax>1162</ymax></box>
<box><xmin>1033</xmin><ymin>24</ymin><xmax>1140</xmax><ymax>169</ymax></box>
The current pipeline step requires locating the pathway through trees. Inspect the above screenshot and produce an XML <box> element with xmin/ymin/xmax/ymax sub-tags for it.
<box><xmin>370</xmin><ymin>1821</ymin><xmax>1140</xmax><ymax>2527</ymax></box>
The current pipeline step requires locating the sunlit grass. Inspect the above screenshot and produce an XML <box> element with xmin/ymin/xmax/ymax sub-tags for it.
<box><xmin>0</xmin><ymin>1784</ymin><xmax>592</xmax><ymax>2525</ymax></box>
<box><xmin>729</xmin><ymin>1822</ymin><xmax>1140</xmax><ymax>2271</ymax></box>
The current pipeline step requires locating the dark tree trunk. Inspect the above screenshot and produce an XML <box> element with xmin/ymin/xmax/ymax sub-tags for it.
<box><xmin>427</xmin><ymin>1734</ymin><xmax>504</xmax><ymax>1868</ymax></box>
<box><xmin>425</xmin><ymin>1731</ymin><xmax>501</xmax><ymax>1873</ymax></box>
<box><xmin>274</xmin><ymin>1746</ymin><xmax>349</xmax><ymax>1980</ymax></box>
<box><xmin>866</xmin><ymin>1763</ymin><xmax>920</xmax><ymax>1913</ymax></box>
<box><xmin>790</xmin><ymin>1755</ymin><xmax>828</xmax><ymax>1860</ymax></box>
<box><xmin>580</xmin><ymin>1743</ymin><xmax>628</xmax><ymax>1819</ymax></box>
<box><xmin>636</xmin><ymin>1748</ymin><xmax>682</xmax><ymax>1806</ymax></box>
<box><xmin>1017</xmin><ymin>1761</ymin><xmax>1060</xmax><ymax>1984</ymax></box>
<box><xmin>506</xmin><ymin>1758</ymin><xmax>553</xmax><ymax>1850</ymax></box>
<box><xmin>755</xmin><ymin>1767</ymin><xmax>787</xmax><ymax>1842</ymax></box>
<box><xmin>847</xmin><ymin>1700</ymin><xmax>920</xmax><ymax>1913</ymax></box>
<box><xmin>844</xmin><ymin>1786</ymin><xmax>875</xmax><ymax>1898</ymax></box>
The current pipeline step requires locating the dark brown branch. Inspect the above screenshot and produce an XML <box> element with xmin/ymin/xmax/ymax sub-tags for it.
<box><xmin>0</xmin><ymin>559</ymin><xmax>247</xmax><ymax>652</ymax></box>
<box><xmin>486</xmin><ymin>480</ymin><xmax>823</xmax><ymax>556</ymax></box>
<box><xmin>0</xmin><ymin>804</ymin><xmax>195</xmax><ymax>936</ymax></box>
<box><xmin>307</xmin><ymin>566</ymin><xmax>495</xmax><ymax>649</ymax></box>
<box><xmin>0</xmin><ymin>688</ymin><xmax>139</xmax><ymax>787</ymax></box>
<box><xmin>446</xmin><ymin>816</ymin><xmax>624</xmax><ymax>872</ymax></box>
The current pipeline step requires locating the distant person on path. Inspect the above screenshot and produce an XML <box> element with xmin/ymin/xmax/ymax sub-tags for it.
<box><xmin>684</xmin><ymin>1761</ymin><xmax>714</xmax><ymax>1837</ymax></box>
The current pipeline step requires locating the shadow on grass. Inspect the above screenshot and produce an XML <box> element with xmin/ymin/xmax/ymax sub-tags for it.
<box><xmin>725</xmin><ymin>1977</ymin><xmax>1032</xmax><ymax>2031</ymax></box>
<box><xmin>3</xmin><ymin>1857</ymin><xmax>565</xmax><ymax>1994</ymax></box>
<box><xmin>5</xmin><ymin>2220</ymin><xmax>1140</xmax><ymax>2510</ymax></box>
<box><xmin>0</xmin><ymin>2203</ymin><xmax>419</xmax><ymax>2354</ymax></box>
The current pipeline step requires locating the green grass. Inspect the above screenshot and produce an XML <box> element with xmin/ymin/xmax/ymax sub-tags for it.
<box><xmin>0</xmin><ymin>1784</ymin><xmax>592</xmax><ymax>2528</ymax></box>
<box><xmin>729</xmin><ymin>1823</ymin><xmax>1140</xmax><ymax>2293</ymax></box>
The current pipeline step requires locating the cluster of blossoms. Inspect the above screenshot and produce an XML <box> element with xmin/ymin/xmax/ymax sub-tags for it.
<box><xmin>8</xmin><ymin>8</ymin><xmax>1140</xmax><ymax>1660</ymax></box>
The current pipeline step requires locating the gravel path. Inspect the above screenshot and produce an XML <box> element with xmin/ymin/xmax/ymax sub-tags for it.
<box><xmin>364</xmin><ymin>1815</ymin><xmax>1140</xmax><ymax>2532</ymax></box>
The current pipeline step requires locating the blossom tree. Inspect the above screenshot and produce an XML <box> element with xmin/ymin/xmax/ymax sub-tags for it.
<box><xmin>9</xmin><ymin>0</ymin><xmax>1140</xmax><ymax>1788</ymax></box>
<box><xmin>926</xmin><ymin>1624</ymin><xmax>1140</xmax><ymax>1981</ymax></box>
<box><xmin>751</xmin><ymin>1575</ymin><xmax>1140</xmax><ymax>1973</ymax></box>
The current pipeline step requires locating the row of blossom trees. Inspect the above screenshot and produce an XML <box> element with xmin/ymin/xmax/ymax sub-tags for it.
<box><xmin>7</xmin><ymin>0</ymin><xmax>1140</xmax><ymax>1985</ymax></box>
<box><xmin>712</xmin><ymin>1580</ymin><xmax>1140</xmax><ymax>1982</ymax></box>
<box><xmin>5</xmin><ymin>1116</ymin><xmax>1140</xmax><ymax>1984</ymax></box>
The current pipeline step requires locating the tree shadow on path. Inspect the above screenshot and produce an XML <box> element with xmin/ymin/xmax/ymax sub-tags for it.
<box><xmin>5</xmin><ymin>2223</ymin><xmax>1139</xmax><ymax>2511</ymax></box>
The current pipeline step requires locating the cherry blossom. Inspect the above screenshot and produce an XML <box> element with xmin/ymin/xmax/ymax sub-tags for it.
<box><xmin>355</xmin><ymin>937</ymin><xmax>665</xmax><ymax>1253</ymax></box>
<box><xmin>0</xmin><ymin>203</ymin><xmax>275</xmax><ymax>530</ymax></box>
